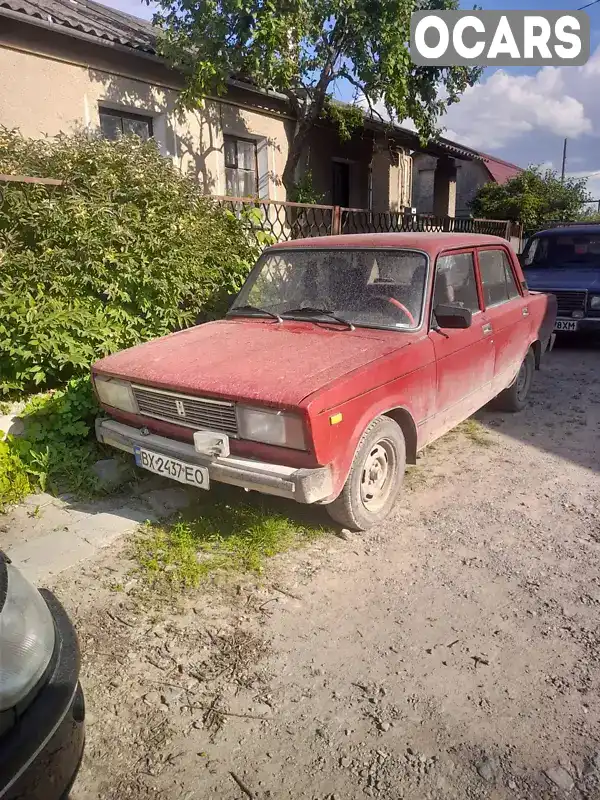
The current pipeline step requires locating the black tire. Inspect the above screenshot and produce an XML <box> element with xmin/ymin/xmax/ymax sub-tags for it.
<box><xmin>492</xmin><ymin>348</ymin><xmax>534</xmax><ymax>412</ymax></box>
<box><xmin>325</xmin><ymin>416</ymin><xmax>406</xmax><ymax>531</ymax></box>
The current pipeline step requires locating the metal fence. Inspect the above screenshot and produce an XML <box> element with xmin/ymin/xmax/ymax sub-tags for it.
<box><xmin>0</xmin><ymin>173</ymin><xmax>64</xmax><ymax>210</ymax></box>
<box><xmin>216</xmin><ymin>195</ymin><xmax>513</xmax><ymax>248</ymax></box>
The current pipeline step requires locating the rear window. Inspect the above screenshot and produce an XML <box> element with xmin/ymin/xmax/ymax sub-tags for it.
<box><xmin>523</xmin><ymin>232</ymin><xmax>600</xmax><ymax>267</ymax></box>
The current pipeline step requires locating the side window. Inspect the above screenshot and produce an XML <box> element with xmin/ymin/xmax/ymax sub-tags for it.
<box><xmin>479</xmin><ymin>249</ymin><xmax>520</xmax><ymax>307</ymax></box>
<box><xmin>433</xmin><ymin>252</ymin><xmax>480</xmax><ymax>313</ymax></box>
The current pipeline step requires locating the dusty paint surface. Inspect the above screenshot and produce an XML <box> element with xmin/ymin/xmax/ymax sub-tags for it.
<box><xmin>94</xmin><ymin>318</ymin><xmax>402</xmax><ymax>407</ymax></box>
<box><xmin>268</xmin><ymin>231</ymin><xmax>512</xmax><ymax>253</ymax></box>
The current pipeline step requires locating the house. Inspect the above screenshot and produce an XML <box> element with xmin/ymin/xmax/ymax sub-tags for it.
<box><xmin>0</xmin><ymin>0</ymin><xmax>488</xmax><ymax>215</ymax></box>
<box><xmin>412</xmin><ymin>150</ymin><xmax>522</xmax><ymax>218</ymax></box>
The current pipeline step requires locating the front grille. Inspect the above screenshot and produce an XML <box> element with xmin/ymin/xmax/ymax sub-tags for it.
<box><xmin>133</xmin><ymin>386</ymin><xmax>238</xmax><ymax>436</ymax></box>
<box><xmin>542</xmin><ymin>289</ymin><xmax>587</xmax><ymax>316</ymax></box>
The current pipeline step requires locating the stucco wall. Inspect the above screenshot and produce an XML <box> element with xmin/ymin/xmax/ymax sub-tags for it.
<box><xmin>0</xmin><ymin>19</ymin><xmax>414</xmax><ymax>210</ymax></box>
<box><xmin>412</xmin><ymin>153</ymin><xmax>437</xmax><ymax>214</ymax></box>
<box><xmin>0</xmin><ymin>21</ymin><xmax>291</xmax><ymax>198</ymax></box>
<box><xmin>303</xmin><ymin>125</ymin><xmax>372</xmax><ymax>208</ymax></box>
<box><xmin>455</xmin><ymin>160</ymin><xmax>491</xmax><ymax>216</ymax></box>
<box><xmin>412</xmin><ymin>152</ymin><xmax>492</xmax><ymax>216</ymax></box>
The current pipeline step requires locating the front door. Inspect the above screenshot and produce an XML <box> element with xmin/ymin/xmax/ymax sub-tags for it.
<box><xmin>332</xmin><ymin>161</ymin><xmax>350</xmax><ymax>207</ymax></box>
<box><xmin>476</xmin><ymin>246</ymin><xmax>530</xmax><ymax>393</ymax></box>
<box><xmin>426</xmin><ymin>250</ymin><xmax>495</xmax><ymax>442</ymax></box>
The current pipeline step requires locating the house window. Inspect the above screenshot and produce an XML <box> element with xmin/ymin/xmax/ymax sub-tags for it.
<box><xmin>99</xmin><ymin>107</ymin><xmax>153</xmax><ymax>141</ymax></box>
<box><xmin>224</xmin><ymin>135</ymin><xmax>258</xmax><ymax>197</ymax></box>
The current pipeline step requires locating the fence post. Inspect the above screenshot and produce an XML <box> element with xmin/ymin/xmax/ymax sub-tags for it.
<box><xmin>331</xmin><ymin>205</ymin><xmax>342</xmax><ymax>235</ymax></box>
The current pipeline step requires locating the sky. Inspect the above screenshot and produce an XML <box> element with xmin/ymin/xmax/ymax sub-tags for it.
<box><xmin>102</xmin><ymin>0</ymin><xmax>600</xmax><ymax>200</ymax></box>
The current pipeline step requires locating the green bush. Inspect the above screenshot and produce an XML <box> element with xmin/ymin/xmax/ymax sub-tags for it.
<box><xmin>0</xmin><ymin>440</ymin><xmax>31</xmax><ymax>510</ymax></box>
<box><xmin>0</xmin><ymin>378</ymin><xmax>112</xmax><ymax>507</ymax></box>
<box><xmin>0</xmin><ymin>128</ymin><xmax>258</xmax><ymax>392</ymax></box>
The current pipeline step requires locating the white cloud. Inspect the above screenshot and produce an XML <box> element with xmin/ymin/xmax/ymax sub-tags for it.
<box><xmin>437</xmin><ymin>49</ymin><xmax>600</xmax><ymax>151</ymax></box>
<box><xmin>566</xmin><ymin>169</ymin><xmax>600</xmax><ymax>202</ymax></box>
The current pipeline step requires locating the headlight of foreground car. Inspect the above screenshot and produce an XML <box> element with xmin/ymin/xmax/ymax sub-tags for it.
<box><xmin>0</xmin><ymin>561</ymin><xmax>55</xmax><ymax>711</ymax></box>
<box><xmin>589</xmin><ymin>295</ymin><xmax>600</xmax><ymax>310</ymax></box>
<box><xmin>94</xmin><ymin>375</ymin><xmax>137</xmax><ymax>414</ymax></box>
<box><xmin>236</xmin><ymin>406</ymin><xmax>307</xmax><ymax>450</ymax></box>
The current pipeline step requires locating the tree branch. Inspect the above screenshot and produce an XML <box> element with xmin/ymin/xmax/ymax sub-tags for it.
<box><xmin>338</xmin><ymin>72</ymin><xmax>387</xmax><ymax>125</ymax></box>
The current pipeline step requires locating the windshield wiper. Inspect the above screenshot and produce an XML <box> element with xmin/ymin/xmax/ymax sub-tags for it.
<box><xmin>282</xmin><ymin>307</ymin><xmax>355</xmax><ymax>331</ymax></box>
<box><xmin>229</xmin><ymin>304</ymin><xmax>282</xmax><ymax>322</ymax></box>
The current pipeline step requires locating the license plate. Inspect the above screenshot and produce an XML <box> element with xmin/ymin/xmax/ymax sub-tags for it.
<box><xmin>134</xmin><ymin>447</ymin><xmax>209</xmax><ymax>489</ymax></box>
<box><xmin>554</xmin><ymin>319</ymin><xmax>578</xmax><ymax>332</ymax></box>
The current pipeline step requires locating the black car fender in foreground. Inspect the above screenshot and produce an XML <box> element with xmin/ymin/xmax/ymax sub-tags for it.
<box><xmin>0</xmin><ymin>554</ymin><xmax>85</xmax><ymax>800</ymax></box>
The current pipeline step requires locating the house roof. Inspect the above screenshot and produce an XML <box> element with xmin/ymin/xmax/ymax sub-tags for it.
<box><xmin>0</xmin><ymin>0</ymin><xmax>156</xmax><ymax>53</ymax></box>
<box><xmin>478</xmin><ymin>152</ymin><xmax>522</xmax><ymax>184</ymax></box>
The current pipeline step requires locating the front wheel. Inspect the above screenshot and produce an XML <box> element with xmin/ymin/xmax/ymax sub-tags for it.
<box><xmin>325</xmin><ymin>416</ymin><xmax>406</xmax><ymax>531</ymax></box>
<box><xmin>492</xmin><ymin>349</ymin><xmax>534</xmax><ymax>412</ymax></box>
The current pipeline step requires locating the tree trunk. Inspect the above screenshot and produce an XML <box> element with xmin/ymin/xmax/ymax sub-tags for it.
<box><xmin>282</xmin><ymin>119</ymin><xmax>313</xmax><ymax>197</ymax></box>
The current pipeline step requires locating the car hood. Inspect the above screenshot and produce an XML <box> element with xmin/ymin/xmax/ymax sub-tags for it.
<box><xmin>524</xmin><ymin>266</ymin><xmax>600</xmax><ymax>291</ymax></box>
<box><xmin>93</xmin><ymin>318</ymin><xmax>404</xmax><ymax>407</ymax></box>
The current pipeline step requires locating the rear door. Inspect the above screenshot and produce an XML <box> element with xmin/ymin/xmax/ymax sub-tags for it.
<box><xmin>426</xmin><ymin>249</ymin><xmax>495</xmax><ymax>442</ymax></box>
<box><xmin>476</xmin><ymin>246</ymin><xmax>530</xmax><ymax>393</ymax></box>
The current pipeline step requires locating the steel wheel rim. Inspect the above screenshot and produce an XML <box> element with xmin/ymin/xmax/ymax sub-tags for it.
<box><xmin>516</xmin><ymin>361</ymin><xmax>529</xmax><ymax>400</ymax></box>
<box><xmin>360</xmin><ymin>438</ymin><xmax>397</xmax><ymax>513</ymax></box>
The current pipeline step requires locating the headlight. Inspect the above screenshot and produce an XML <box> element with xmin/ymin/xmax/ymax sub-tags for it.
<box><xmin>94</xmin><ymin>375</ymin><xmax>137</xmax><ymax>413</ymax></box>
<box><xmin>590</xmin><ymin>295</ymin><xmax>600</xmax><ymax>310</ymax></box>
<box><xmin>236</xmin><ymin>406</ymin><xmax>307</xmax><ymax>450</ymax></box>
<box><xmin>0</xmin><ymin>560</ymin><xmax>55</xmax><ymax>711</ymax></box>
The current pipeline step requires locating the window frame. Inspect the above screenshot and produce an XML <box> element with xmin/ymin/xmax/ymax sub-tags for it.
<box><xmin>475</xmin><ymin>245</ymin><xmax>523</xmax><ymax>310</ymax></box>
<box><xmin>429</xmin><ymin>247</ymin><xmax>483</xmax><ymax>330</ymax></box>
<box><xmin>98</xmin><ymin>106</ymin><xmax>154</xmax><ymax>139</ymax></box>
<box><xmin>223</xmin><ymin>134</ymin><xmax>259</xmax><ymax>198</ymax></box>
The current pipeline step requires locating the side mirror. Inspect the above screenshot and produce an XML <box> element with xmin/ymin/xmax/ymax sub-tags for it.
<box><xmin>434</xmin><ymin>304</ymin><xmax>472</xmax><ymax>329</ymax></box>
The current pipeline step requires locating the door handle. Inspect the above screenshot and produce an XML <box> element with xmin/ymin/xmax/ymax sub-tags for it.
<box><xmin>522</xmin><ymin>306</ymin><xmax>529</xmax><ymax>317</ymax></box>
<box><xmin>482</xmin><ymin>323</ymin><xmax>493</xmax><ymax>335</ymax></box>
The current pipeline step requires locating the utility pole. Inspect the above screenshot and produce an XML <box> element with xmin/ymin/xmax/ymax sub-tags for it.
<box><xmin>561</xmin><ymin>138</ymin><xmax>568</xmax><ymax>182</ymax></box>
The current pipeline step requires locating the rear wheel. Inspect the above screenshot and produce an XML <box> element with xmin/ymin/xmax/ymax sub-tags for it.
<box><xmin>492</xmin><ymin>349</ymin><xmax>534</xmax><ymax>412</ymax></box>
<box><xmin>325</xmin><ymin>416</ymin><xmax>406</xmax><ymax>531</ymax></box>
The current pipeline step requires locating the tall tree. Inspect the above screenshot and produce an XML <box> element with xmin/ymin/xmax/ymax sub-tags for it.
<box><xmin>152</xmin><ymin>0</ymin><xmax>481</xmax><ymax>194</ymax></box>
<box><xmin>470</xmin><ymin>167</ymin><xmax>591</xmax><ymax>230</ymax></box>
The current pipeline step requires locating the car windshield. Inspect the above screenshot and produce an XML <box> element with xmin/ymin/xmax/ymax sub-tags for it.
<box><xmin>230</xmin><ymin>248</ymin><xmax>428</xmax><ymax>330</ymax></box>
<box><xmin>522</xmin><ymin>233</ymin><xmax>600</xmax><ymax>268</ymax></box>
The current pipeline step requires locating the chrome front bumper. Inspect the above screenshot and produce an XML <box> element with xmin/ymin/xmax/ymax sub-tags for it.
<box><xmin>95</xmin><ymin>418</ymin><xmax>333</xmax><ymax>504</ymax></box>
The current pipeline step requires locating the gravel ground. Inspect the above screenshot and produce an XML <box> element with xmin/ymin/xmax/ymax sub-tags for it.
<box><xmin>48</xmin><ymin>342</ymin><xmax>600</xmax><ymax>800</ymax></box>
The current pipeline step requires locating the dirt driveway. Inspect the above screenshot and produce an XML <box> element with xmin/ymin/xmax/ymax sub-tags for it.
<box><xmin>52</xmin><ymin>343</ymin><xmax>600</xmax><ymax>800</ymax></box>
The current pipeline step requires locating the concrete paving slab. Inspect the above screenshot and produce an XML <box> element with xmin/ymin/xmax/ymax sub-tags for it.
<box><xmin>2</xmin><ymin>478</ymin><xmax>193</xmax><ymax>584</ymax></box>
<box><xmin>7</xmin><ymin>528</ymin><xmax>97</xmax><ymax>587</ymax></box>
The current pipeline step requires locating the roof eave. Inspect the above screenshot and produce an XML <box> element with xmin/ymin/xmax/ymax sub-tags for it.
<box><xmin>0</xmin><ymin>3</ymin><xmax>161</xmax><ymax>60</ymax></box>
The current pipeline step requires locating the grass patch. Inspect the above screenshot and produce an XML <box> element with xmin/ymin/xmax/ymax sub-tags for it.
<box><xmin>404</xmin><ymin>465</ymin><xmax>428</xmax><ymax>490</ymax></box>
<box><xmin>456</xmin><ymin>419</ymin><xmax>494</xmax><ymax>448</ymax></box>
<box><xmin>132</xmin><ymin>490</ymin><xmax>326</xmax><ymax>592</ymax></box>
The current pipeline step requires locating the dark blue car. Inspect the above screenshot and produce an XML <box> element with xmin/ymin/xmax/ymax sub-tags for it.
<box><xmin>521</xmin><ymin>225</ymin><xmax>600</xmax><ymax>334</ymax></box>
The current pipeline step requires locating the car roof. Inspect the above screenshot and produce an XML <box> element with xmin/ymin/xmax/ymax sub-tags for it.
<box><xmin>268</xmin><ymin>232</ymin><xmax>512</xmax><ymax>257</ymax></box>
<box><xmin>532</xmin><ymin>225</ymin><xmax>600</xmax><ymax>237</ymax></box>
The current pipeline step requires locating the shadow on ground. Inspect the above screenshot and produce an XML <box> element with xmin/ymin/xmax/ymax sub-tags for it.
<box><xmin>476</xmin><ymin>339</ymin><xmax>600</xmax><ymax>475</ymax></box>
